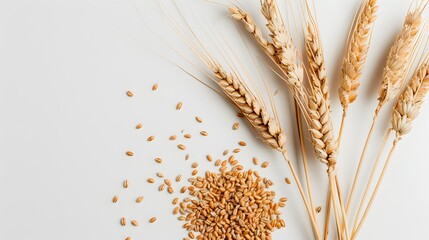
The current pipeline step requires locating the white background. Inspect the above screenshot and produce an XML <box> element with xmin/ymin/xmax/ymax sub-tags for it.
<box><xmin>1</xmin><ymin>0</ymin><xmax>429</xmax><ymax>239</ymax></box>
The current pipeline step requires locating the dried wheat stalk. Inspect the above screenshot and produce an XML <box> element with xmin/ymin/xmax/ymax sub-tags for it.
<box><xmin>352</xmin><ymin>60</ymin><xmax>429</xmax><ymax>239</ymax></box>
<box><xmin>347</xmin><ymin>2</ymin><xmax>425</xmax><ymax>216</ymax></box>
<box><xmin>392</xmin><ymin>62</ymin><xmax>429</xmax><ymax>138</ymax></box>
<box><xmin>377</xmin><ymin>5</ymin><xmax>425</xmax><ymax>113</ymax></box>
<box><xmin>339</xmin><ymin>0</ymin><xmax>378</xmax><ymax>111</ymax></box>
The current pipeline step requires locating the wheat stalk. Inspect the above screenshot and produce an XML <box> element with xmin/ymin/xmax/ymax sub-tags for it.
<box><xmin>339</xmin><ymin>0</ymin><xmax>378</xmax><ymax>111</ymax></box>
<box><xmin>347</xmin><ymin>1</ymin><xmax>426</xmax><ymax>217</ymax></box>
<box><xmin>352</xmin><ymin>60</ymin><xmax>429</xmax><ymax>240</ymax></box>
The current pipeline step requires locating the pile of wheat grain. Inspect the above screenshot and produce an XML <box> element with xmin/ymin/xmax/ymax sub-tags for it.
<box><xmin>176</xmin><ymin>166</ymin><xmax>286</xmax><ymax>240</ymax></box>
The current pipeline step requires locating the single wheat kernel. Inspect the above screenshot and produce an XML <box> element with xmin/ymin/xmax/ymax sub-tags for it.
<box><xmin>178</xmin><ymin>216</ymin><xmax>185</xmax><ymax>221</ymax></box>
<box><xmin>184</xmin><ymin>134</ymin><xmax>192</xmax><ymax>139</ymax></box>
<box><xmin>178</xmin><ymin>144</ymin><xmax>186</xmax><ymax>150</ymax></box>
<box><xmin>192</xmin><ymin>170</ymin><xmax>198</xmax><ymax>176</ymax></box>
<box><xmin>215</xmin><ymin>160</ymin><xmax>221</xmax><ymax>166</ymax></box>
<box><xmin>156</xmin><ymin>172</ymin><xmax>164</xmax><ymax>178</ymax></box>
<box><xmin>223</xmin><ymin>150</ymin><xmax>229</xmax><ymax>156</ymax></box>
<box><xmin>220</xmin><ymin>166</ymin><xmax>227</xmax><ymax>172</ymax></box>
<box><xmin>136</xmin><ymin>123</ymin><xmax>142</xmax><ymax>129</ymax></box>
<box><xmin>173</xmin><ymin>207</ymin><xmax>179</xmax><ymax>215</ymax></box>
<box><xmin>172</xmin><ymin>197</ymin><xmax>179</xmax><ymax>205</ymax></box>
<box><xmin>131</xmin><ymin>220</ymin><xmax>139</xmax><ymax>226</ymax></box>
<box><xmin>285</xmin><ymin>177</ymin><xmax>292</xmax><ymax>184</ymax></box>
<box><xmin>200</xmin><ymin>131</ymin><xmax>208</xmax><ymax>136</ymax></box>
<box><xmin>159</xmin><ymin>184</ymin><xmax>165</xmax><ymax>191</ymax></box>
<box><xmin>233</xmin><ymin>122</ymin><xmax>240</xmax><ymax>130</ymax></box>
<box><xmin>147</xmin><ymin>178</ymin><xmax>155</xmax><ymax>183</ymax></box>
<box><xmin>125</xmin><ymin>237</ymin><xmax>131</xmax><ymax>240</ymax></box>
<box><xmin>120</xmin><ymin>217</ymin><xmax>126</xmax><ymax>226</ymax></box>
<box><xmin>189</xmin><ymin>232</ymin><xmax>195</xmax><ymax>239</ymax></box>
<box><xmin>238</xmin><ymin>141</ymin><xmax>247</xmax><ymax>146</ymax></box>
<box><xmin>136</xmin><ymin>196</ymin><xmax>144</xmax><ymax>203</ymax></box>
<box><xmin>126</xmin><ymin>151</ymin><xmax>134</xmax><ymax>156</ymax></box>
<box><xmin>164</xmin><ymin>179</ymin><xmax>172</xmax><ymax>186</ymax></box>
<box><xmin>233</xmin><ymin>148</ymin><xmax>241</xmax><ymax>153</ymax></box>
<box><xmin>185</xmin><ymin>154</ymin><xmax>190</xmax><ymax>160</ymax></box>
<box><xmin>206</xmin><ymin>154</ymin><xmax>213</xmax><ymax>162</ymax></box>
<box><xmin>221</xmin><ymin>160</ymin><xmax>227</xmax><ymax>167</ymax></box>
<box><xmin>191</xmin><ymin>162</ymin><xmax>198</xmax><ymax>168</ymax></box>
<box><xmin>155</xmin><ymin>158</ymin><xmax>162</xmax><ymax>164</ymax></box>
<box><xmin>176</xmin><ymin>102</ymin><xmax>183</xmax><ymax>110</ymax></box>
<box><xmin>253</xmin><ymin>157</ymin><xmax>259</xmax><ymax>165</ymax></box>
<box><xmin>261</xmin><ymin>162</ymin><xmax>269</xmax><ymax>168</ymax></box>
<box><xmin>180</xmin><ymin>186</ymin><xmax>186</xmax><ymax>193</ymax></box>
<box><xmin>168</xmin><ymin>186</ymin><xmax>174</xmax><ymax>194</ymax></box>
<box><xmin>126</xmin><ymin>91</ymin><xmax>134</xmax><ymax>97</ymax></box>
<box><xmin>279</xmin><ymin>202</ymin><xmax>286</xmax><ymax>207</ymax></box>
<box><xmin>316</xmin><ymin>206</ymin><xmax>322</xmax><ymax>213</ymax></box>
<box><xmin>195</xmin><ymin>116</ymin><xmax>203</xmax><ymax>123</ymax></box>
<box><xmin>123</xmin><ymin>180</ymin><xmax>129</xmax><ymax>188</ymax></box>
<box><xmin>152</xmin><ymin>83</ymin><xmax>158</xmax><ymax>91</ymax></box>
<box><xmin>112</xmin><ymin>195</ymin><xmax>118</xmax><ymax>203</ymax></box>
<box><xmin>147</xmin><ymin>135</ymin><xmax>155</xmax><ymax>142</ymax></box>
<box><xmin>169</xmin><ymin>135</ymin><xmax>177</xmax><ymax>141</ymax></box>
<box><xmin>280</xmin><ymin>197</ymin><xmax>288</xmax><ymax>202</ymax></box>
<box><xmin>176</xmin><ymin>175</ymin><xmax>182</xmax><ymax>182</ymax></box>
<box><xmin>149</xmin><ymin>217</ymin><xmax>157</xmax><ymax>223</ymax></box>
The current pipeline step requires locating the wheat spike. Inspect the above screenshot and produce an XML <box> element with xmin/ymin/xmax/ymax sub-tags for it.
<box><xmin>339</xmin><ymin>0</ymin><xmax>378</xmax><ymax>110</ymax></box>
<box><xmin>305</xmin><ymin>22</ymin><xmax>330</xmax><ymax>109</ymax></box>
<box><xmin>213</xmin><ymin>63</ymin><xmax>287</xmax><ymax>151</ymax></box>
<box><xmin>304</xmin><ymin>15</ymin><xmax>336</xmax><ymax>165</ymax></box>
<box><xmin>392</xmin><ymin>61</ymin><xmax>429</xmax><ymax>137</ymax></box>
<box><xmin>229</xmin><ymin>6</ymin><xmax>276</xmax><ymax>57</ymax></box>
<box><xmin>378</xmin><ymin>5</ymin><xmax>426</xmax><ymax>112</ymax></box>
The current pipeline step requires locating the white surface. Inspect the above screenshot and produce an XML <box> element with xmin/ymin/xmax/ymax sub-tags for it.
<box><xmin>1</xmin><ymin>0</ymin><xmax>429</xmax><ymax>239</ymax></box>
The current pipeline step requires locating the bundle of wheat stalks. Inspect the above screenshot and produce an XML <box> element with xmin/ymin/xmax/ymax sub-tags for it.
<box><xmin>158</xmin><ymin>0</ymin><xmax>429</xmax><ymax>239</ymax></box>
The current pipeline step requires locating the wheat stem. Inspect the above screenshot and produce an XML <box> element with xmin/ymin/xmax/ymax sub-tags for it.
<box><xmin>324</xmin><ymin>186</ymin><xmax>332</xmax><ymax>240</ymax></box>
<box><xmin>329</xmin><ymin>172</ymin><xmax>344</xmax><ymax>240</ymax></box>
<box><xmin>335</xmin><ymin>176</ymin><xmax>351</xmax><ymax>240</ymax></box>
<box><xmin>351</xmin><ymin>140</ymin><xmax>399</xmax><ymax>239</ymax></box>
<box><xmin>282</xmin><ymin>151</ymin><xmax>322</xmax><ymax>240</ymax></box>
<box><xmin>351</xmin><ymin>128</ymin><xmax>392</xmax><ymax>232</ymax></box>
<box><xmin>345</xmin><ymin>114</ymin><xmax>378</xmax><ymax>214</ymax></box>
<box><xmin>296</xmin><ymin>102</ymin><xmax>319</xmax><ymax>227</ymax></box>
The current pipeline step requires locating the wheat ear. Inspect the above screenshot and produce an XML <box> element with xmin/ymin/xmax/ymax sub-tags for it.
<box><xmin>392</xmin><ymin>62</ymin><xmax>429</xmax><ymax>137</ymax></box>
<box><xmin>377</xmin><ymin>5</ymin><xmax>426</xmax><ymax>113</ymax></box>
<box><xmin>305</xmin><ymin>22</ymin><xmax>330</xmax><ymax>109</ymax></box>
<box><xmin>339</xmin><ymin>0</ymin><xmax>378</xmax><ymax>111</ymax></box>
<box><xmin>213</xmin><ymin>64</ymin><xmax>287</xmax><ymax>151</ymax></box>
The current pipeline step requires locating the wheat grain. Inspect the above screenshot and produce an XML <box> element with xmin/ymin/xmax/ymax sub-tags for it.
<box><xmin>135</xmin><ymin>123</ymin><xmax>142</xmax><ymax>129</ymax></box>
<box><xmin>340</xmin><ymin>0</ymin><xmax>378</xmax><ymax>110</ymax></box>
<box><xmin>112</xmin><ymin>195</ymin><xmax>118</xmax><ymax>203</ymax></box>
<box><xmin>131</xmin><ymin>220</ymin><xmax>139</xmax><ymax>226</ymax></box>
<box><xmin>136</xmin><ymin>196</ymin><xmax>144</xmax><ymax>203</ymax></box>
<box><xmin>195</xmin><ymin>116</ymin><xmax>202</xmax><ymax>123</ymax></box>
<box><xmin>126</xmin><ymin>91</ymin><xmax>133</xmax><ymax>97</ymax></box>
<box><xmin>152</xmin><ymin>83</ymin><xmax>158</xmax><ymax>91</ymax></box>
<box><xmin>126</xmin><ymin>151</ymin><xmax>133</xmax><ymax>156</ymax></box>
